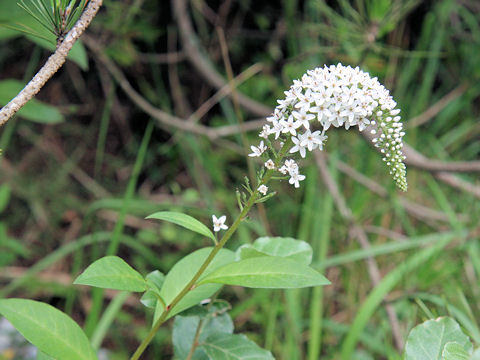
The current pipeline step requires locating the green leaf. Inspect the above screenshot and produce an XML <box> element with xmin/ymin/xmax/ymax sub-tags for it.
<box><xmin>236</xmin><ymin>246</ymin><xmax>268</xmax><ymax>261</ymax></box>
<box><xmin>173</xmin><ymin>302</ymin><xmax>234</xmax><ymax>360</ymax></box>
<box><xmin>156</xmin><ymin>247</ymin><xmax>235</xmax><ymax>319</ymax></box>
<box><xmin>0</xmin><ymin>79</ymin><xmax>63</xmax><ymax>123</ymax></box>
<box><xmin>199</xmin><ymin>256</ymin><xmax>330</xmax><ymax>289</ymax></box>
<box><xmin>146</xmin><ymin>269</ymin><xmax>165</xmax><ymax>289</ymax></box>
<box><xmin>471</xmin><ymin>348</ymin><xmax>480</xmax><ymax>360</ymax></box>
<box><xmin>140</xmin><ymin>270</ymin><xmax>166</xmax><ymax>308</ymax></box>
<box><xmin>442</xmin><ymin>342</ymin><xmax>472</xmax><ymax>360</ymax></box>
<box><xmin>140</xmin><ymin>291</ymin><xmax>158</xmax><ymax>308</ymax></box>
<box><xmin>405</xmin><ymin>317</ymin><xmax>473</xmax><ymax>360</ymax></box>
<box><xmin>0</xmin><ymin>299</ymin><xmax>97</xmax><ymax>360</ymax></box>
<box><xmin>200</xmin><ymin>333</ymin><xmax>274</xmax><ymax>360</ymax></box>
<box><xmin>37</xmin><ymin>351</ymin><xmax>55</xmax><ymax>360</ymax></box>
<box><xmin>74</xmin><ymin>256</ymin><xmax>147</xmax><ymax>292</ymax></box>
<box><xmin>147</xmin><ymin>211</ymin><xmax>216</xmax><ymax>243</ymax></box>
<box><xmin>237</xmin><ymin>236</ymin><xmax>313</xmax><ymax>265</ymax></box>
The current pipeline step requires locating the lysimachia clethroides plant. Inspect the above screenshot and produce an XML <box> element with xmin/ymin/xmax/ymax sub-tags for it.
<box><xmin>0</xmin><ymin>64</ymin><xmax>407</xmax><ymax>359</ymax></box>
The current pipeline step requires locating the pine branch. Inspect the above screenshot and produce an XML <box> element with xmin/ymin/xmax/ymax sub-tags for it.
<box><xmin>0</xmin><ymin>0</ymin><xmax>103</xmax><ymax>127</ymax></box>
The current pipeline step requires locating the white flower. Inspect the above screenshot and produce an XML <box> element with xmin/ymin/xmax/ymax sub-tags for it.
<box><xmin>357</xmin><ymin>117</ymin><xmax>370</xmax><ymax>131</ymax></box>
<box><xmin>280</xmin><ymin>159</ymin><xmax>298</xmax><ymax>175</ymax></box>
<box><xmin>266</xmin><ymin>109</ymin><xmax>282</xmax><ymax>123</ymax></box>
<box><xmin>329</xmin><ymin>108</ymin><xmax>345</xmax><ymax>128</ymax></box>
<box><xmin>314</xmin><ymin>131</ymin><xmax>327</xmax><ymax>151</ymax></box>
<box><xmin>280</xmin><ymin>116</ymin><xmax>301</xmax><ymax>136</ymax></box>
<box><xmin>270</xmin><ymin>119</ymin><xmax>283</xmax><ymax>139</ymax></box>
<box><xmin>289</xmin><ymin>135</ymin><xmax>307</xmax><ymax>158</ymax></box>
<box><xmin>300</xmin><ymin>130</ymin><xmax>327</xmax><ymax>151</ymax></box>
<box><xmin>265</xmin><ymin>159</ymin><xmax>275</xmax><ymax>170</ymax></box>
<box><xmin>289</xmin><ymin>172</ymin><xmax>306</xmax><ymax>188</ymax></box>
<box><xmin>248</xmin><ymin>141</ymin><xmax>267</xmax><ymax>157</ymax></box>
<box><xmin>258</xmin><ymin>185</ymin><xmax>268</xmax><ymax>195</ymax></box>
<box><xmin>276</xmin><ymin>98</ymin><xmax>291</xmax><ymax>111</ymax></box>
<box><xmin>340</xmin><ymin>101</ymin><xmax>360</xmax><ymax>128</ymax></box>
<box><xmin>313</xmin><ymin>86</ymin><xmax>332</xmax><ymax>106</ymax></box>
<box><xmin>292</xmin><ymin>108</ymin><xmax>315</xmax><ymax>130</ymax></box>
<box><xmin>212</xmin><ymin>215</ymin><xmax>228</xmax><ymax>232</ymax></box>
<box><xmin>259</xmin><ymin>125</ymin><xmax>271</xmax><ymax>139</ymax></box>
<box><xmin>294</xmin><ymin>89</ymin><xmax>313</xmax><ymax>112</ymax></box>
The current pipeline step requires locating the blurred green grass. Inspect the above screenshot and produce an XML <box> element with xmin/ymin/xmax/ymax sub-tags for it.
<box><xmin>1</xmin><ymin>0</ymin><xmax>480</xmax><ymax>359</ymax></box>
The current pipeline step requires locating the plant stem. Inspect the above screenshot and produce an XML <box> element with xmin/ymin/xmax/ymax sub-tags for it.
<box><xmin>186</xmin><ymin>317</ymin><xmax>204</xmax><ymax>360</ymax></box>
<box><xmin>130</xmin><ymin>140</ymin><xmax>292</xmax><ymax>359</ymax></box>
<box><xmin>185</xmin><ymin>290</ymin><xmax>221</xmax><ymax>360</ymax></box>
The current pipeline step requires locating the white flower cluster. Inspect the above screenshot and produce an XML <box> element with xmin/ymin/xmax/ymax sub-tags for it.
<box><xmin>250</xmin><ymin>63</ymin><xmax>407</xmax><ymax>191</ymax></box>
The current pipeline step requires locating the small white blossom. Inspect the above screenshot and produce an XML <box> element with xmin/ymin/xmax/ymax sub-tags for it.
<box><xmin>280</xmin><ymin>116</ymin><xmax>301</xmax><ymax>136</ymax></box>
<box><xmin>294</xmin><ymin>89</ymin><xmax>313</xmax><ymax>112</ymax></box>
<box><xmin>292</xmin><ymin>108</ymin><xmax>315</xmax><ymax>130</ymax></box>
<box><xmin>212</xmin><ymin>215</ymin><xmax>228</xmax><ymax>232</ymax></box>
<box><xmin>357</xmin><ymin>117</ymin><xmax>371</xmax><ymax>131</ymax></box>
<box><xmin>265</xmin><ymin>159</ymin><xmax>275</xmax><ymax>170</ymax></box>
<box><xmin>289</xmin><ymin>135</ymin><xmax>307</xmax><ymax>158</ymax></box>
<box><xmin>259</xmin><ymin>125</ymin><xmax>271</xmax><ymax>139</ymax></box>
<box><xmin>300</xmin><ymin>130</ymin><xmax>327</xmax><ymax>151</ymax></box>
<box><xmin>258</xmin><ymin>185</ymin><xmax>268</xmax><ymax>195</ymax></box>
<box><xmin>270</xmin><ymin>120</ymin><xmax>283</xmax><ymax>139</ymax></box>
<box><xmin>280</xmin><ymin>159</ymin><xmax>298</xmax><ymax>175</ymax></box>
<box><xmin>289</xmin><ymin>172</ymin><xmax>306</xmax><ymax>188</ymax></box>
<box><xmin>248</xmin><ymin>141</ymin><xmax>267</xmax><ymax>157</ymax></box>
<box><xmin>276</xmin><ymin>98</ymin><xmax>291</xmax><ymax>111</ymax></box>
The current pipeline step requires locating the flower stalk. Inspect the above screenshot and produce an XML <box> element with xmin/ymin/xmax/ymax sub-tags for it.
<box><xmin>130</xmin><ymin>141</ymin><xmax>292</xmax><ymax>359</ymax></box>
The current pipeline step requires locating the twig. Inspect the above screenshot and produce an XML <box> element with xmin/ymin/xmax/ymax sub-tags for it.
<box><xmin>168</xmin><ymin>27</ymin><xmax>192</xmax><ymax>118</ymax></box>
<box><xmin>434</xmin><ymin>172</ymin><xmax>480</xmax><ymax>198</ymax></box>
<box><xmin>172</xmin><ymin>0</ymin><xmax>271</xmax><ymax>117</ymax></box>
<box><xmin>314</xmin><ymin>152</ymin><xmax>404</xmax><ymax>351</ymax></box>
<box><xmin>361</xmin><ymin>129</ymin><xmax>480</xmax><ymax>198</ymax></box>
<box><xmin>216</xmin><ymin>26</ymin><xmax>271</xmax><ymax>235</ymax></box>
<box><xmin>84</xmin><ymin>35</ymin><xmax>265</xmax><ymax>140</ymax></box>
<box><xmin>187</xmin><ymin>63</ymin><xmax>263</xmax><ymax>123</ymax></box>
<box><xmin>18</xmin><ymin>126</ymin><xmax>111</xmax><ymax>199</ymax></box>
<box><xmin>363</xmin><ymin>226</ymin><xmax>408</xmax><ymax>241</ymax></box>
<box><xmin>136</xmin><ymin>51</ymin><xmax>186</xmax><ymax>64</ymax></box>
<box><xmin>191</xmin><ymin>0</ymin><xmax>219</xmax><ymax>25</ymax></box>
<box><xmin>0</xmin><ymin>0</ymin><xmax>103</xmax><ymax>126</ymax></box>
<box><xmin>335</xmin><ymin>159</ymin><xmax>467</xmax><ymax>222</ymax></box>
<box><xmin>407</xmin><ymin>83</ymin><xmax>468</xmax><ymax>128</ymax></box>
<box><xmin>361</xmin><ymin>129</ymin><xmax>480</xmax><ymax>173</ymax></box>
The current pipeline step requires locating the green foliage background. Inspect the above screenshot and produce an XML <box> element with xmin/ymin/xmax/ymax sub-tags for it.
<box><xmin>1</xmin><ymin>0</ymin><xmax>480</xmax><ymax>359</ymax></box>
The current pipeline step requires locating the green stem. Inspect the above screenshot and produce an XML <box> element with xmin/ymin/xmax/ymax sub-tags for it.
<box><xmin>186</xmin><ymin>317</ymin><xmax>205</xmax><ymax>360</ymax></box>
<box><xmin>130</xmin><ymin>140</ymin><xmax>292</xmax><ymax>360</ymax></box>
